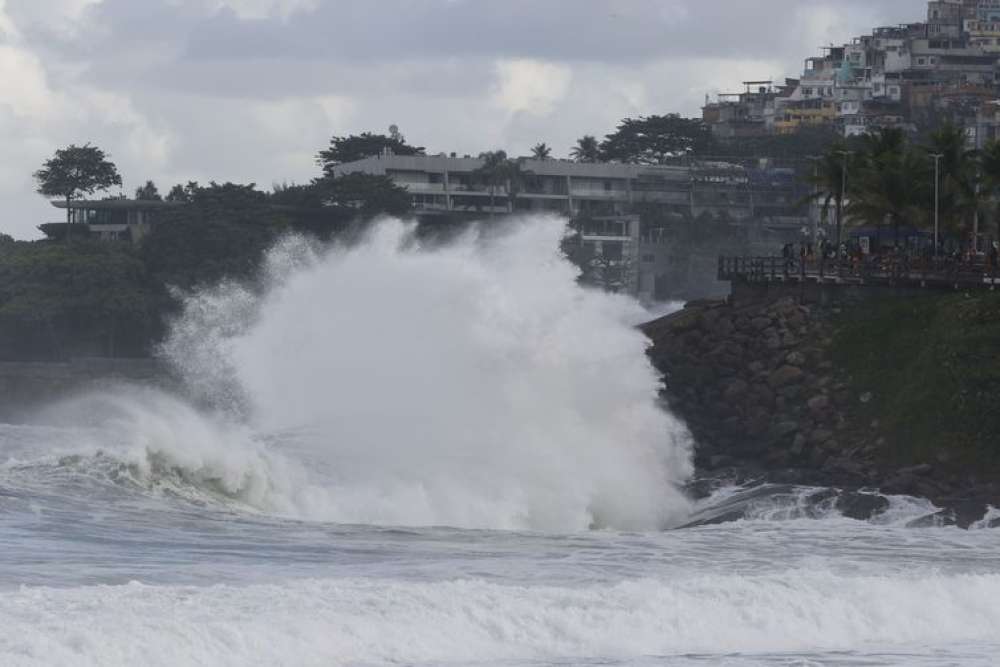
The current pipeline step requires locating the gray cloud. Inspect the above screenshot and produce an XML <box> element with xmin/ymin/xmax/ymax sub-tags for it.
<box><xmin>1</xmin><ymin>0</ymin><xmax>922</xmax><ymax>238</ymax></box>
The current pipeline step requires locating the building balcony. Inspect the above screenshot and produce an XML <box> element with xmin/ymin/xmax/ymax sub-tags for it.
<box><xmin>403</xmin><ymin>182</ymin><xmax>447</xmax><ymax>192</ymax></box>
<box><xmin>570</xmin><ymin>188</ymin><xmax>630</xmax><ymax>199</ymax></box>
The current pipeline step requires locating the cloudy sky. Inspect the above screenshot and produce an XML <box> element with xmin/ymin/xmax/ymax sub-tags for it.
<box><xmin>1</xmin><ymin>0</ymin><xmax>920</xmax><ymax>238</ymax></box>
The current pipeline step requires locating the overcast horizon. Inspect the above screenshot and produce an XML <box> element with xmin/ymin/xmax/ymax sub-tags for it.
<box><xmin>1</xmin><ymin>0</ymin><xmax>921</xmax><ymax>239</ymax></box>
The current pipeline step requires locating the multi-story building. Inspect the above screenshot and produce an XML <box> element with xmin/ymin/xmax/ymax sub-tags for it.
<box><xmin>332</xmin><ymin>153</ymin><xmax>814</xmax><ymax>299</ymax></box>
<box><xmin>705</xmin><ymin>0</ymin><xmax>1000</xmax><ymax>140</ymax></box>
<box><xmin>41</xmin><ymin>199</ymin><xmax>182</xmax><ymax>243</ymax></box>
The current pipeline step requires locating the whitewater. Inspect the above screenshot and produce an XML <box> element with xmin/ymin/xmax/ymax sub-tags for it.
<box><xmin>0</xmin><ymin>217</ymin><xmax>998</xmax><ymax>666</ymax></box>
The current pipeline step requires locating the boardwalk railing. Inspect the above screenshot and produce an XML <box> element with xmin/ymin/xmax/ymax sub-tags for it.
<box><xmin>718</xmin><ymin>255</ymin><xmax>1000</xmax><ymax>290</ymax></box>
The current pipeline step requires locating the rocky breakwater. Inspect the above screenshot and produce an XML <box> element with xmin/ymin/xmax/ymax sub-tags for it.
<box><xmin>642</xmin><ymin>296</ymin><xmax>999</xmax><ymax>527</ymax></box>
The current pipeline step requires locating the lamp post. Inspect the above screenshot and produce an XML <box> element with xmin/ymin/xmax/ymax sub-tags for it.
<box><xmin>834</xmin><ymin>150</ymin><xmax>853</xmax><ymax>251</ymax></box>
<box><xmin>930</xmin><ymin>153</ymin><xmax>943</xmax><ymax>259</ymax></box>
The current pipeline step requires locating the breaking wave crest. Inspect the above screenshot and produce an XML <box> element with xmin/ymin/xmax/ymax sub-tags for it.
<box><xmin>10</xmin><ymin>217</ymin><xmax>696</xmax><ymax>532</ymax></box>
<box><xmin>5</xmin><ymin>572</ymin><xmax>1000</xmax><ymax>666</ymax></box>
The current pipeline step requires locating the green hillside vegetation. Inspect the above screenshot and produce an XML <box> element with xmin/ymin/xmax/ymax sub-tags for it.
<box><xmin>831</xmin><ymin>292</ymin><xmax>1000</xmax><ymax>469</ymax></box>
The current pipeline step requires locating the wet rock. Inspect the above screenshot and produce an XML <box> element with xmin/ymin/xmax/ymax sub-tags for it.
<box><xmin>835</xmin><ymin>492</ymin><xmax>890</xmax><ymax>521</ymax></box>
<box><xmin>807</xmin><ymin>395</ymin><xmax>830</xmax><ymax>414</ymax></box>
<box><xmin>773</xmin><ymin>421</ymin><xmax>800</xmax><ymax>439</ymax></box>
<box><xmin>768</xmin><ymin>365</ymin><xmax>804</xmax><ymax>389</ymax></box>
<box><xmin>780</xmin><ymin>384</ymin><xmax>803</xmax><ymax>400</ymax></box>
<box><xmin>785</xmin><ymin>351</ymin><xmax>807</xmax><ymax>367</ymax></box>
<box><xmin>723</xmin><ymin>378</ymin><xmax>749</xmax><ymax>401</ymax></box>
<box><xmin>748</xmin><ymin>383</ymin><xmax>775</xmax><ymax>408</ymax></box>
<box><xmin>898</xmin><ymin>463</ymin><xmax>934</xmax><ymax>477</ymax></box>
<box><xmin>809</xmin><ymin>429</ymin><xmax>834</xmax><ymax>445</ymax></box>
<box><xmin>708</xmin><ymin>454</ymin><xmax>735</xmax><ymax>469</ymax></box>
<box><xmin>882</xmin><ymin>473</ymin><xmax>919</xmax><ymax>496</ymax></box>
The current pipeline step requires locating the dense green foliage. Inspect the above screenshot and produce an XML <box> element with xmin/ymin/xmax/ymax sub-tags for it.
<box><xmin>799</xmin><ymin>123</ymin><xmax>1000</xmax><ymax>244</ymax></box>
<box><xmin>831</xmin><ymin>292</ymin><xmax>1000</xmax><ymax>468</ymax></box>
<box><xmin>599</xmin><ymin>114</ymin><xmax>712</xmax><ymax>164</ymax></box>
<box><xmin>135</xmin><ymin>180</ymin><xmax>162</xmax><ymax>201</ymax></box>
<box><xmin>140</xmin><ymin>182</ymin><xmax>286</xmax><ymax>290</ymax></box>
<box><xmin>34</xmin><ymin>144</ymin><xmax>123</xmax><ymax>233</ymax></box>
<box><xmin>317</xmin><ymin>132</ymin><xmax>424</xmax><ymax>175</ymax></box>
<box><xmin>570</xmin><ymin>136</ymin><xmax>601</xmax><ymax>163</ymax></box>
<box><xmin>0</xmin><ymin>241</ymin><xmax>158</xmax><ymax>359</ymax></box>
<box><xmin>315</xmin><ymin>173</ymin><xmax>412</xmax><ymax>217</ymax></box>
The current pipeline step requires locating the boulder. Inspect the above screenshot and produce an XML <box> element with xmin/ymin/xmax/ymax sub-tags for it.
<box><xmin>768</xmin><ymin>365</ymin><xmax>804</xmax><ymax>389</ymax></box>
<box><xmin>836</xmin><ymin>492</ymin><xmax>890</xmax><ymax>521</ymax></box>
<box><xmin>809</xmin><ymin>429</ymin><xmax>834</xmax><ymax>445</ymax></box>
<box><xmin>785</xmin><ymin>351</ymin><xmax>807</xmax><ymax>367</ymax></box>
<box><xmin>722</xmin><ymin>378</ymin><xmax>749</xmax><ymax>401</ymax></box>
<box><xmin>807</xmin><ymin>395</ymin><xmax>831</xmax><ymax>414</ymax></box>
<box><xmin>772</xmin><ymin>421</ymin><xmax>800</xmax><ymax>438</ymax></box>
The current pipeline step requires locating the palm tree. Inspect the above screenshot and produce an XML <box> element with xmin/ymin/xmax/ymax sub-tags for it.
<box><xmin>924</xmin><ymin>122</ymin><xmax>980</xmax><ymax>240</ymax></box>
<box><xmin>848</xmin><ymin>141</ymin><xmax>930</xmax><ymax>248</ymax></box>
<box><xmin>979</xmin><ymin>139</ymin><xmax>1000</xmax><ymax>240</ymax></box>
<box><xmin>504</xmin><ymin>158</ymin><xmax>535</xmax><ymax>212</ymax></box>
<box><xmin>802</xmin><ymin>144</ymin><xmax>853</xmax><ymax>247</ymax></box>
<box><xmin>474</xmin><ymin>150</ymin><xmax>509</xmax><ymax>216</ymax></box>
<box><xmin>531</xmin><ymin>143</ymin><xmax>552</xmax><ymax>160</ymax></box>
<box><xmin>570</xmin><ymin>135</ymin><xmax>601</xmax><ymax>163</ymax></box>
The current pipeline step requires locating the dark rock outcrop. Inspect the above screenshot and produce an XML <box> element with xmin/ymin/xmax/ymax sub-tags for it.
<box><xmin>642</xmin><ymin>296</ymin><xmax>999</xmax><ymax>524</ymax></box>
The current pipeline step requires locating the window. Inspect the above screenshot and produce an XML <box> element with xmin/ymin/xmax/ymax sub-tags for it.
<box><xmin>642</xmin><ymin>254</ymin><xmax>656</xmax><ymax>263</ymax></box>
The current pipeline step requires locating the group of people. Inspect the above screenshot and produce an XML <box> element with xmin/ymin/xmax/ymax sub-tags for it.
<box><xmin>780</xmin><ymin>237</ymin><xmax>1000</xmax><ymax>276</ymax></box>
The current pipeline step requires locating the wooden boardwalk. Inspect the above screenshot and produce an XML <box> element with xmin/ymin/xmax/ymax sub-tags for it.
<box><xmin>718</xmin><ymin>256</ymin><xmax>1000</xmax><ymax>291</ymax></box>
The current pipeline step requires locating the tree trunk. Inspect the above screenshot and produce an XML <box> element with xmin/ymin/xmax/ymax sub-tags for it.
<box><xmin>66</xmin><ymin>195</ymin><xmax>72</xmax><ymax>243</ymax></box>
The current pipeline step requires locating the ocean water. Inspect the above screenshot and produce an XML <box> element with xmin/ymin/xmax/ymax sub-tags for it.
<box><xmin>1</xmin><ymin>219</ymin><xmax>997</xmax><ymax>666</ymax></box>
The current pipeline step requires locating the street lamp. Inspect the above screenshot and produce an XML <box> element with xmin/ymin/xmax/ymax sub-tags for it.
<box><xmin>834</xmin><ymin>150</ymin><xmax>853</xmax><ymax>251</ymax></box>
<box><xmin>930</xmin><ymin>153</ymin><xmax>943</xmax><ymax>259</ymax></box>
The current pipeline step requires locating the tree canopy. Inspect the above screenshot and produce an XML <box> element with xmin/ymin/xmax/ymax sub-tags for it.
<box><xmin>570</xmin><ymin>135</ymin><xmax>601</xmax><ymax>163</ymax></box>
<box><xmin>34</xmin><ymin>144</ymin><xmax>122</xmax><ymax>228</ymax></box>
<box><xmin>315</xmin><ymin>173</ymin><xmax>412</xmax><ymax>217</ymax></box>
<box><xmin>0</xmin><ymin>241</ymin><xmax>156</xmax><ymax>359</ymax></box>
<box><xmin>135</xmin><ymin>180</ymin><xmax>162</xmax><ymax>201</ymax></box>
<box><xmin>140</xmin><ymin>182</ymin><xmax>286</xmax><ymax>290</ymax></box>
<box><xmin>599</xmin><ymin>114</ymin><xmax>711</xmax><ymax>164</ymax></box>
<box><xmin>531</xmin><ymin>143</ymin><xmax>552</xmax><ymax>160</ymax></box>
<box><xmin>317</xmin><ymin>132</ymin><xmax>425</xmax><ymax>175</ymax></box>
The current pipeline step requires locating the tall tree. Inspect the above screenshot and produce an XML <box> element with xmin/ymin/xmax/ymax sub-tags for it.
<box><xmin>531</xmin><ymin>143</ymin><xmax>552</xmax><ymax>160</ymax></box>
<box><xmin>141</xmin><ymin>182</ymin><xmax>285</xmax><ymax>290</ymax></box>
<box><xmin>570</xmin><ymin>135</ymin><xmax>601</xmax><ymax>163</ymax></box>
<box><xmin>802</xmin><ymin>143</ymin><xmax>854</xmax><ymax>246</ymax></box>
<box><xmin>34</xmin><ymin>144</ymin><xmax>122</xmax><ymax>235</ymax></box>
<box><xmin>599</xmin><ymin>114</ymin><xmax>711</xmax><ymax>164</ymax></box>
<box><xmin>979</xmin><ymin>139</ymin><xmax>1000</xmax><ymax>239</ymax></box>
<box><xmin>165</xmin><ymin>182</ymin><xmax>200</xmax><ymax>203</ymax></box>
<box><xmin>135</xmin><ymin>180</ymin><xmax>162</xmax><ymax>201</ymax></box>
<box><xmin>316</xmin><ymin>173</ymin><xmax>412</xmax><ymax>217</ymax></box>
<box><xmin>924</xmin><ymin>122</ymin><xmax>979</xmax><ymax>238</ymax></box>
<box><xmin>503</xmin><ymin>158</ymin><xmax>535</xmax><ymax>212</ymax></box>
<box><xmin>473</xmin><ymin>150</ymin><xmax>510</xmax><ymax>216</ymax></box>
<box><xmin>849</xmin><ymin>133</ymin><xmax>930</xmax><ymax>247</ymax></box>
<box><xmin>317</xmin><ymin>132</ymin><xmax>425</xmax><ymax>176</ymax></box>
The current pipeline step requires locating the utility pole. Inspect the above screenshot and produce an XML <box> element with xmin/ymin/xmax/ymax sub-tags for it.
<box><xmin>930</xmin><ymin>153</ymin><xmax>943</xmax><ymax>259</ymax></box>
